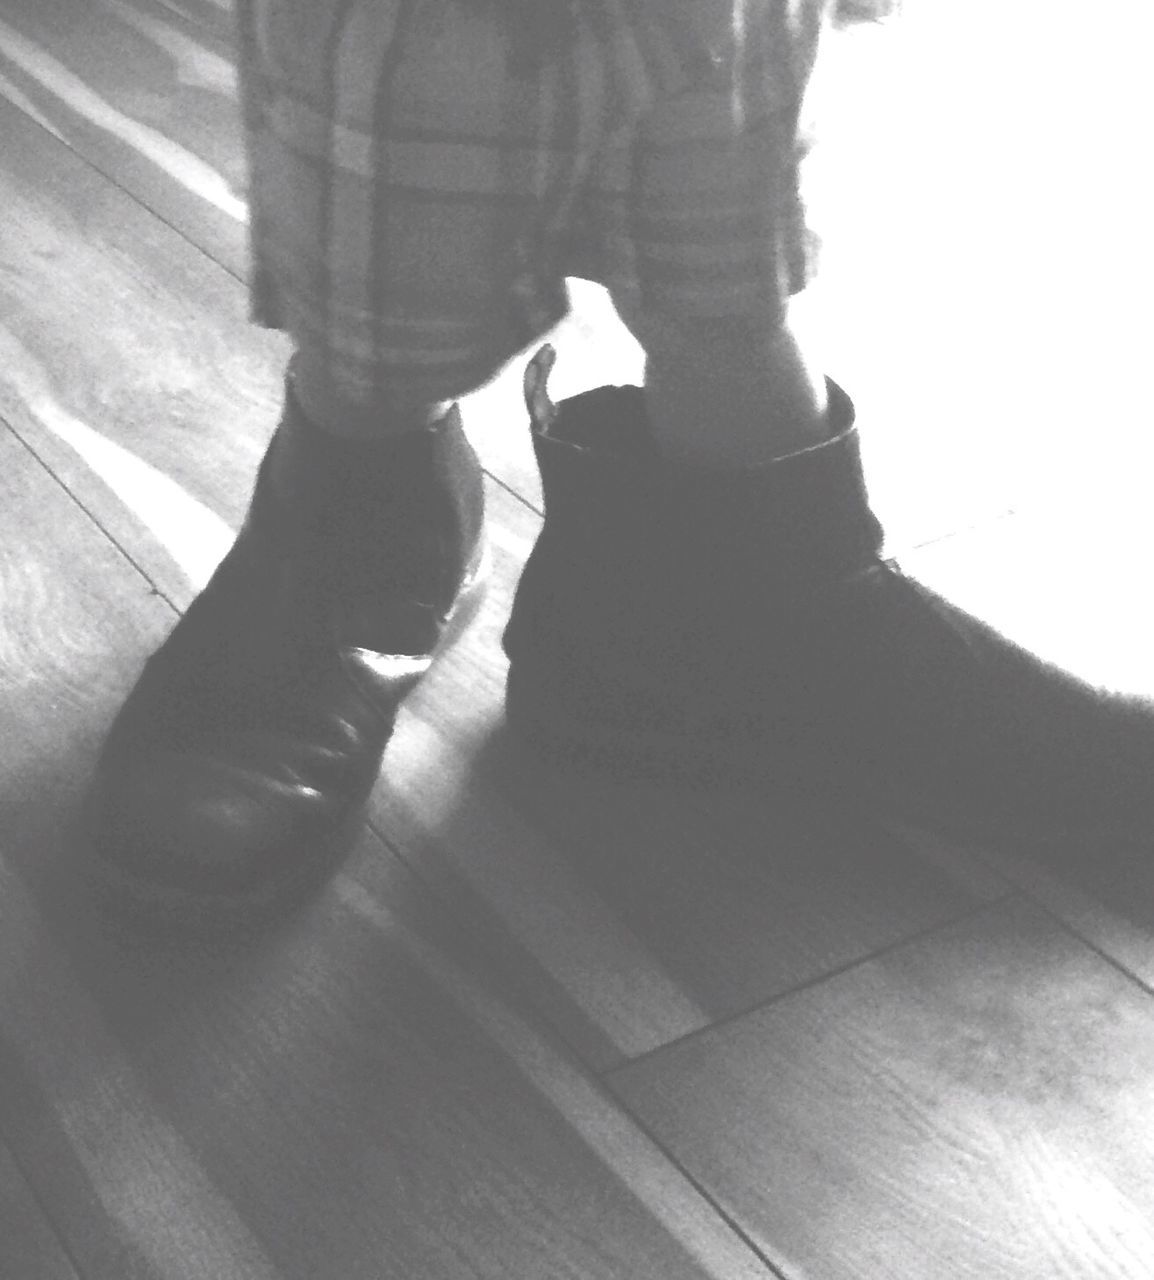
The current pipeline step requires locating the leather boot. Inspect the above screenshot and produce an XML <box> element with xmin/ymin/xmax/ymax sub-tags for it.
<box><xmin>503</xmin><ymin>346</ymin><xmax>1154</xmax><ymax>848</ymax></box>
<box><xmin>88</xmin><ymin>383</ymin><xmax>486</xmax><ymax>924</ymax></box>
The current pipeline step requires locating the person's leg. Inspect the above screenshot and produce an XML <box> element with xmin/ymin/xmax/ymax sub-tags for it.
<box><xmin>621</xmin><ymin>307</ymin><xmax>829</xmax><ymax>469</ymax></box>
<box><xmin>619</xmin><ymin>0</ymin><xmax>904</xmax><ymax>472</ymax></box>
<box><xmin>603</xmin><ymin>0</ymin><xmax>837</xmax><ymax>469</ymax></box>
<box><xmin>86</xmin><ymin>0</ymin><xmax>593</xmax><ymax>925</ymax></box>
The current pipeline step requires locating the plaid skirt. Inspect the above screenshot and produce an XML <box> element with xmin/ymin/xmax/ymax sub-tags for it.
<box><xmin>236</xmin><ymin>0</ymin><xmax>896</xmax><ymax>403</ymax></box>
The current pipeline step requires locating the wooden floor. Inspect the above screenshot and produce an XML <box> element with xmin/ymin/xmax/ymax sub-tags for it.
<box><xmin>2</xmin><ymin>1</ymin><xmax>1153</xmax><ymax>1276</ymax></box>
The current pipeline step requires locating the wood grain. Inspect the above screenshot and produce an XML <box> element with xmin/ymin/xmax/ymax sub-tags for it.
<box><xmin>0</xmin><ymin>93</ymin><xmax>290</xmax><ymax>608</ymax></box>
<box><xmin>895</xmin><ymin>818</ymin><xmax>1154</xmax><ymax>1000</ymax></box>
<box><xmin>0</xmin><ymin>428</ymin><xmax>173</xmax><ymax>859</ymax></box>
<box><xmin>1</xmin><ymin>851</ymin><xmax>778</xmax><ymax>1280</ymax></box>
<box><xmin>0</xmin><ymin>419</ymin><xmax>278</xmax><ymax>1278</ymax></box>
<box><xmin>611</xmin><ymin>896</ymin><xmax>1154</xmax><ymax>1280</ymax></box>
<box><xmin>0</xmin><ymin>0</ymin><xmax>246</xmax><ymax>275</ymax></box>
<box><xmin>0</xmin><ymin>1142</ymin><xmax>79</xmax><ymax>1280</ymax></box>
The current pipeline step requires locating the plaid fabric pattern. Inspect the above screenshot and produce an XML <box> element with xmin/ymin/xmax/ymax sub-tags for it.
<box><xmin>236</xmin><ymin>0</ymin><xmax>888</xmax><ymax>404</ymax></box>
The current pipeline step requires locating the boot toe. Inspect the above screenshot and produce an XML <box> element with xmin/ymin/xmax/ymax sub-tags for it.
<box><xmin>89</xmin><ymin>746</ymin><xmax>367</xmax><ymax>922</ymax></box>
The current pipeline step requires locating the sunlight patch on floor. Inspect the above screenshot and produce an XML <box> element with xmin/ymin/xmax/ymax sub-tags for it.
<box><xmin>40</xmin><ymin>405</ymin><xmax>233</xmax><ymax>591</ymax></box>
<box><xmin>0</xmin><ymin>15</ymin><xmax>247</xmax><ymax>220</ymax></box>
<box><xmin>0</xmin><ymin>328</ymin><xmax>233</xmax><ymax>590</ymax></box>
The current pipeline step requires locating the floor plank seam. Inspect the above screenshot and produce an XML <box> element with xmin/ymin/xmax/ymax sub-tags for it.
<box><xmin>590</xmin><ymin>1094</ymin><xmax>798</xmax><ymax>1280</ymax></box>
<box><xmin>481</xmin><ymin>462</ymin><xmax>544</xmax><ymax>520</ymax></box>
<box><xmin>7</xmin><ymin>397</ymin><xmax>532</xmax><ymax>612</ymax></box>
<box><xmin>0</xmin><ymin>76</ymin><xmax>79</xmax><ymax>158</ymax></box>
<box><xmin>919</xmin><ymin>831</ymin><xmax>1154</xmax><ymax>1001</ymax></box>
<box><xmin>335</xmin><ymin>868</ymin><xmax>790</xmax><ymax>1280</ymax></box>
<box><xmin>0</xmin><ymin>4</ymin><xmax>1150</xmax><ymax>1275</ymax></box>
<box><xmin>2</xmin><ymin>420</ymin><xmax>184</xmax><ymax>615</ymax></box>
<box><xmin>0</xmin><ymin>15</ymin><xmax>248</xmax><ymax>274</ymax></box>
<box><xmin>359</xmin><ymin>811</ymin><xmax>612</xmax><ymax>1067</ymax></box>
<box><xmin>0</xmin><ymin>83</ymin><xmax>566</xmax><ymax>523</ymax></box>
<box><xmin>0</xmin><ymin>1096</ymin><xmax>89</xmax><ymax>1280</ymax></box>
<box><xmin>991</xmin><ymin>873</ymin><xmax>1154</xmax><ymax>1002</ymax></box>
<box><xmin>600</xmin><ymin>894</ymin><xmax>1013</xmax><ymax>1080</ymax></box>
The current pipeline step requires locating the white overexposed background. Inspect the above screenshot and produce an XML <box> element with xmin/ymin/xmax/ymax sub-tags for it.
<box><xmin>518</xmin><ymin>0</ymin><xmax>1154</xmax><ymax>694</ymax></box>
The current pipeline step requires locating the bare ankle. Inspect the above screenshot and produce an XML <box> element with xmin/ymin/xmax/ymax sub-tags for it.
<box><xmin>633</xmin><ymin>314</ymin><xmax>830</xmax><ymax>470</ymax></box>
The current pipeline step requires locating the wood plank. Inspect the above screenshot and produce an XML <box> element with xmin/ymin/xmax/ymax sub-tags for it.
<box><xmin>610</xmin><ymin>896</ymin><xmax>1154</xmax><ymax>1280</ymax></box>
<box><xmin>0</xmin><ymin>1142</ymin><xmax>79</xmax><ymax>1280</ymax></box>
<box><xmin>0</xmin><ymin>420</ymin><xmax>262</xmax><ymax>1277</ymax></box>
<box><xmin>1</xmin><ymin>849</ymin><xmax>779</xmax><ymax>1280</ymax></box>
<box><xmin>0</xmin><ymin>428</ymin><xmax>173</xmax><ymax>851</ymax></box>
<box><xmin>0</xmin><ymin>92</ymin><xmax>288</xmax><ymax>609</ymax></box>
<box><xmin>0</xmin><ymin>412</ymin><xmax>774</xmax><ymax>1280</ymax></box>
<box><xmin>894</xmin><ymin>819</ymin><xmax>1154</xmax><ymax>1000</ymax></box>
<box><xmin>0</xmin><ymin>0</ymin><xmax>246</xmax><ymax>277</ymax></box>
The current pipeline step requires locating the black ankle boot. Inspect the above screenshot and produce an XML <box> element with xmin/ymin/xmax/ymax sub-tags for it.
<box><xmin>88</xmin><ymin>385</ymin><xmax>485</xmax><ymax>924</ymax></box>
<box><xmin>504</xmin><ymin>347</ymin><xmax>1154</xmax><ymax>847</ymax></box>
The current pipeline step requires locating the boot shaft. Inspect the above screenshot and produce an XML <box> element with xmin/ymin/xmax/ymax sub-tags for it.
<box><xmin>228</xmin><ymin>385</ymin><xmax>486</xmax><ymax>656</ymax></box>
<box><xmin>505</xmin><ymin>351</ymin><xmax>883</xmax><ymax>688</ymax></box>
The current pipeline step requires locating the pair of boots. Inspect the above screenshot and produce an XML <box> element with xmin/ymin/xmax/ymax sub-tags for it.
<box><xmin>88</xmin><ymin>350</ymin><xmax>1154</xmax><ymax>924</ymax></box>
